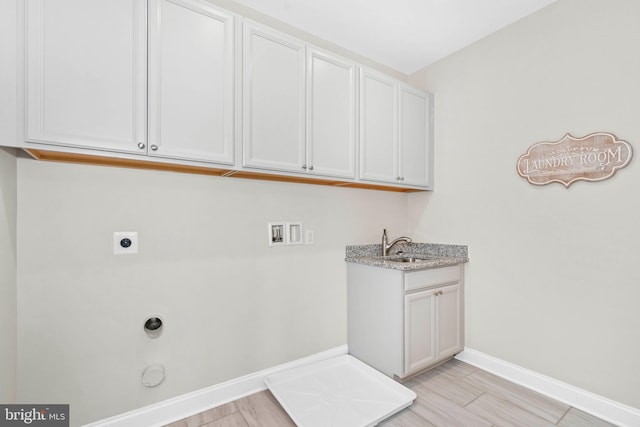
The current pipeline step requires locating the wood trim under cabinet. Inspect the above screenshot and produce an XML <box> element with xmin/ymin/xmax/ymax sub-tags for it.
<box><xmin>23</xmin><ymin>149</ymin><xmax>230</xmax><ymax>176</ymax></box>
<box><xmin>23</xmin><ymin>149</ymin><xmax>425</xmax><ymax>193</ymax></box>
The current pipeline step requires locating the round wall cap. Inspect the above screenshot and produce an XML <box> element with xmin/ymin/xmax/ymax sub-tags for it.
<box><xmin>142</xmin><ymin>363</ymin><xmax>165</xmax><ymax>388</ymax></box>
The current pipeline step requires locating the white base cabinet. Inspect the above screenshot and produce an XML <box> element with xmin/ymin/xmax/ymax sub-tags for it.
<box><xmin>347</xmin><ymin>263</ymin><xmax>464</xmax><ymax>379</ymax></box>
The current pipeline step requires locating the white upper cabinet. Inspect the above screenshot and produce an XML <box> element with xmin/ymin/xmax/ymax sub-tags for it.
<box><xmin>242</xmin><ymin>22</ymin><xmax>306</xmax><ymax>172</ymax></box>
<box><xmin>25</xmin><ymin>0</ymin><xmax>147</xmax><ymax>153</ymax></box>
<box><xmin>0</xmin><ymin>0</ymin><xmax>19</xmax><ymax>147</ymax></box>
<box><xmin>19</xmin><ymin>3</ymin><xmax>432</xmax><ymax>190</ymax></box>
<box><xmin>148</xmin><ymin>0</ymin><xmax>235</xmax><ymax>165</ymax></box>
<box><xmin>400</xmin><ymin>84</ymin><xmax>432</xmax><ymax>188</ymax></box>
<box><xmin>242</xmin><ymin>25</ymin><xmax>356</xmax><ymax>178</ymax></box>
<box><xmin>360</xmin><ymin>68</ymin><xmax>433</xmax><ymax>188</ymax></box>
<box><xmin>306</xmin><ymin>48</ymin><xmax>356</xmax><ymax>179</ymax></box>
<box><xmin>359</xmin><ymin>68</ymin><xmax>398</xmax><ymax>183</ymax></box>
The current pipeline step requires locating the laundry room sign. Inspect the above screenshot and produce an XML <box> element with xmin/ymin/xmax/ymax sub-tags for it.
<box><xmin>517</xmin><ymin>132</ymin><xmax>632</xmax><ymax>187</ymax></box>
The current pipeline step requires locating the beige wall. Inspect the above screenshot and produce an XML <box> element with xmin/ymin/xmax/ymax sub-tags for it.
<box><xmin>408</xmin><ymin>0</ymin><xmax>640</xmax><ymax>409</ymax></box>
<box><xmin>0</xmin><ymin>148</ymin><xmax>17</xmax><ymax>403</ymax></box>
<box><xmin>16</xmin><ymin>158</ymin><xmax>408</xmax><ymax>425</ymax></box>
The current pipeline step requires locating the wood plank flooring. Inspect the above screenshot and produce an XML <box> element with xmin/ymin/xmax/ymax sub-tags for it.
<box><xmin>163</xmin><ymin>359</ymin><xmax>617</xmax><ymax>427</ymax></box>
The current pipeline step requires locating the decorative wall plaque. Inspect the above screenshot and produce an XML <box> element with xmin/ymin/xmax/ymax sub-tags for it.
<box><xmin>517</xmin><ymin>132</ymin><xmax>632</xmax><ymax>187</ymax></box>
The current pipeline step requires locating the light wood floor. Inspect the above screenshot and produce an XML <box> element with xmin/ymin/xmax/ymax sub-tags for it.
<box><xmin>163</xmin><ymin>359</ymin><xmax>617</xmax><ymax>427</ymax></box>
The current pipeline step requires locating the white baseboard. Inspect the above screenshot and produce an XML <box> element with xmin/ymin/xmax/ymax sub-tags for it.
<box><xmin>83</xmin><ymin>345</ymin><xmax>348</xmax><ymax>427</ymax></box>
<box><xmin>455</xmin><ymin>348</ymin><xmax>640</xmax><ymax>427</ymax></box>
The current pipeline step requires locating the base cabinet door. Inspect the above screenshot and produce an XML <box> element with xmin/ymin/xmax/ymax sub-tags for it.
<box><xmin>147</xmin><ymin>0</ymin><xmax>234</xmax><ymax>164</ymax></box>
<box><xmin>437</xmin><ymin>284</ymin><xmax>463</xmax><ymax>359</ymax></box>
<box><xmin>404</xmin><ymin>283</ymin><xmax>463</xmax><ymax>376</ymax></box>
<box><xmin>25</xmin><ymin>0</ymin><xmax>147</xmax><ymax>153</ymax></box>
<box><xmin>404</xmin><ymin>289</ymin><xmax>437</xmax><ymax>373</ymax></box>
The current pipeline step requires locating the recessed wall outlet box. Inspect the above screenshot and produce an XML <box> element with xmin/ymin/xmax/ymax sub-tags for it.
<box><xmin>114</xmin><ymin>231</ymin><xmax>138</xmax><ymax>254</ymax></box>
<box><xmin>268</xmin><ymin>222</ymin><xmax>286</xmax><ymax>247</ymax></box>
<box><xmin>286</xmin><ymin>222</ymin><xmax>303</xmax><ymax>245</ymax></box>
<box><xmin>305</xmin><ymin>229</ymin><xmax>315</xmax><ymax>245</ymax></box>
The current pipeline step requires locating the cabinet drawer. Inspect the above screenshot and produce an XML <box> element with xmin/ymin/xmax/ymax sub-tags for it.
<box><xmin>404</xmin><ymin>265</ymin><xmax>460</xmax><ymax>292</ymax></box>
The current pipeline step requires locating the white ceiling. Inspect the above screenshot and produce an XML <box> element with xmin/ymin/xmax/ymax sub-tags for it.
<box><xmin>232</xmin><ymin>0</ymin><xmax>558</xmax><ymax>74</ymax></box>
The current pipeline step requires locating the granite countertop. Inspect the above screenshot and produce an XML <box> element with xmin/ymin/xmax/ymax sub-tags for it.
<box><xmin>345</xmin><ymin>242</ymin><xmax>468</xmax><ymax>271</ymax></box>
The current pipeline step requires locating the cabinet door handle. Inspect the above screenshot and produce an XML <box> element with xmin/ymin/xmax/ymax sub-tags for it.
<box><xmin>308</xmin><ymin>165</ymin><xmax>314</xmax><ymax>171</ymax></box>
<box><xmin>137</xmin><ymin>142</ymin><xmax>146</xmax><ymax>150</ymax></box>
<box><xmin>302</xmin><ymin>164</ymin><xmax>307</xmax><ymax>170</ymax></box>
<box><xmin>150</xmin><ymin>144</ymin><xmax>158</xmax><ymax>151</ymax></box>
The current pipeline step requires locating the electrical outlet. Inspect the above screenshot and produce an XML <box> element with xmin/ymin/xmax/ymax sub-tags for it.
<box><xmin>305</xmin><ymin>229</ymin><xmax>315</xmax><ymax>245</ymax></box>
<box><xmin>114</xmin><ymin>232</ymin><xmax>138</xmax><ymax>254</ymax></box>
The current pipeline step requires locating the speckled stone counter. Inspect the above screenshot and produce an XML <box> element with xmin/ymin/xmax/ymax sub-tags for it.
<box><xmin>345</xmin><ymin>243</ymin><xmax>468</xmax><ymax>271</ymax></box>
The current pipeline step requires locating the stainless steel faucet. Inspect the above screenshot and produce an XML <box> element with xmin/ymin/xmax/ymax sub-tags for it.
<box><xmin>381</xmin><ymin>229</ymin><xmax>412</xmax><ymax>256</ymax></box>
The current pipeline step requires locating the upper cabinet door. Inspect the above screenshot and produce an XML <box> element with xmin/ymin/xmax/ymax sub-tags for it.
<box><xmin>25</xmin><ymin>0</ymin><xmax>147</xmax><ymax>153</ymax></box>
<box><xmin>359</xmin><ymin>68</ymin><xmax>398</xmax><ymax>183</ymax></box>
<box><xmin>148</xmin><ymin>0</ymin><xmax>234</xmax><ymax>165</ymax></box>
<box><xmin>243</xmin><ymin>22</ymin><xmax>306</xmax><ymax>172</ymax></box>
<box><xmin>400</xmin><ymin>85</ymin><xmax>432</xmax><ymax>188</ymax></box>
<box><xmin>306</xmin><ymin>48</ymin><xmax>356</xmax><ymax>179</ymax></box>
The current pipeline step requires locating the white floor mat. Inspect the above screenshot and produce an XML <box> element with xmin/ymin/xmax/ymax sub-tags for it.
<box><xmin>265</xmin><ymin>355</ymin><xmax>416</xmax><ymax>427</ymax></box>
